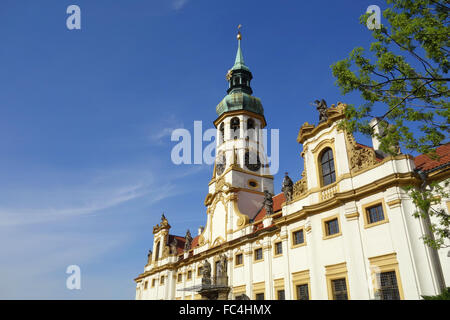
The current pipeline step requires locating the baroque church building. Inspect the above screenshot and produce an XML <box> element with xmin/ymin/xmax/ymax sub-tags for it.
<box><xmin>135</xmin><ymin>32</ymin><xmax>450</xmax><ymax>300</ymax></box>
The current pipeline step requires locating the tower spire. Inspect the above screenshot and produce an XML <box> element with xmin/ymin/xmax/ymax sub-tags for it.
<box><xmin>232</xmin><ymin>25</ymin><xmax>249</xmax><ymax>72</ymax></box>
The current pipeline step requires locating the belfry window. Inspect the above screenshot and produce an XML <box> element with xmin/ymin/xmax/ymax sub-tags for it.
<box><xmin>247</xmin><ymin>118</ymin><xmax>255</xmax><ymax>130</ymax></box>
<box><xmin>320</xmin><ymin>148</ymin><xmax>336</xmax><ymax>186</ymax></box>
<box><xmin>219</xmin><ymin>123</ymin><xmax>224</xmax><ymax>143</ymax></box>
<box><xmin>230</xmin><ymin>117</ymin><xmax>240</xmax><ymax>139</ymax></box>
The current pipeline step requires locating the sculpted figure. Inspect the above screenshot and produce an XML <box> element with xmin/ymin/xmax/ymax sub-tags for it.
<box><xmin>313</xmin><ymin>99</ymin><xmax>328</xmax><ymax>122</ymax></box>
<box><xmin>170</xmin><ymin>238</ymin><xmax>177</xmax><ymax>255</ymax></box>
<box><xmin>184</xmin><ymin>229</ymin><xmax>193</xmax><ymax>252</ymax></box>
<box><xmin>281</xmin><ymin>172</ymin><xmax>294</xmax><ymax>203</ymax></box>
<box><xmin>263</xmin><ymin>190</ymin><xmax>274</xmax><ymax>216</ymax></box>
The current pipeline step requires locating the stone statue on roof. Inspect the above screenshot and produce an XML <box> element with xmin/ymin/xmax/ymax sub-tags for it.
<box><xmin>161</xmin><ymin>213</ymin><xmax>168</xmax><ymax>226</ymax></box>
<box><xmin>313</xmin><ymin>99</ymin><xmax>328</xmax><ymax>123</ymax></box>
<box><xmin>184</xmin><ymin>229</ymin><xmax>193</xmax><ymax>252</ymax></box>
<box><xmin>263</xmin><ymin>190</ymin><xmax>274</xmax><ymax>216</ymax></box>
<box><xmin>147</xmin><ymin>250</ymin><xmax>152</xmax><ymax>264</ymax></box>
<box><xmin>282</xmin><ymin>172</ymin><xmax>294</xmax><ymax>203</ymax></box>
<box><xmin>170</xmin><ymin>237</ymin><xmax>177</xmax><ymax>255</ymax></box>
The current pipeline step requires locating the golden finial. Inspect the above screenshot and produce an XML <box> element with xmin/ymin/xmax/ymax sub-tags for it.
<box><xmin>237</xmin><ymin>24</ymin><xmax>242</xmax><ymax>40</ymax></box>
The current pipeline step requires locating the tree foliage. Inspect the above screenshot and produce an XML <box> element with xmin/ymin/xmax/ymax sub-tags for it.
<box><xmin>404</xmin><ymin>178</ymin><xmax>450</xmax><ymax>250</ymax></box>
<box><xmin>331</xmin><ymin>0</ymin><xmax>449</xmax><ymax>156</ymax></box>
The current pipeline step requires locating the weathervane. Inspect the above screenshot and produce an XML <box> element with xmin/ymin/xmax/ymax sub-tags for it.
<box><xmin>237</xmin><ymin>24</ymin><xmax>242</xmax><ymax>40</ymax></box>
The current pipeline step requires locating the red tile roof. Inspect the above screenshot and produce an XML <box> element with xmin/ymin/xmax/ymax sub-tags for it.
<box><xmin>414</xmin><ymin>143</ymin><xmax>450</xmax><ymax>172</ymax></box>
<box><xmin>191</xmin><ymin>235</ymin><xmax>199</xmax><ymax>248</ymax></box>
<box><xmin>253</xmin><ymin>193</ymin><xmax>285</xmax><ymax>222</ymax></box>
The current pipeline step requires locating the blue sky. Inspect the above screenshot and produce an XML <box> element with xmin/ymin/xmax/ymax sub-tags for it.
<box><xmin>0</xmin><ymin>0</ymin><xmax>389</xmax><ymax>299</ymax></box>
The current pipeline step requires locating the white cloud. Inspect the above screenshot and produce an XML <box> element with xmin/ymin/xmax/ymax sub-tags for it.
<box><xmin>172</xmin><ymin>0</ymin><xmax>190</xmax><ymax>11</ymax></box>
<box><xmin>148</xmin><ymin>114</ymin><xmax>184</xmax><ymax>145</ymax></box>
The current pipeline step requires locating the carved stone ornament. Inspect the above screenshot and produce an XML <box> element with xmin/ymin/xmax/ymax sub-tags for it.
<box><xmin>293</xmin><ymin>170</ymin><xmax>308</xmax><ymax>199</ymax></box>
<box><xmin>345</xmin><ymin>131</ymin><xmax>378</xmax><ymax>173</ymax></box>
<box><xmin>152</xmin><ymin>213</ymin><xmax>171</xmax><ymax>234</ymax></box>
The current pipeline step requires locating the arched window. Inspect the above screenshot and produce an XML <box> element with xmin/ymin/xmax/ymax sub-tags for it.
<box><xmin>320</xmin><ymin>148</ymin><xmax>336</xmax><ymax>186</ymax></box>
<box><xmin>154</xmin><ymin>241</ymin><xmax>160</xmax><ymax>261</ymax></box>
<box><xmin>230</xmin><ymin>117</ymin><xmax>240</xmax><ymax>139</ymax></box>
<box><xmin>247</xmin><ymin>118</ymin><xmax>255</xmax><ymax>130</ymax></box>
<box><xmin>219</xmin><ymin>123</ymin><xmax>224</xmax><ymax>143</ymax></box>
<box><xmin>247</xmin><ymin>118</ymin><xmax>256</xmax><ymax>141</ymax></box>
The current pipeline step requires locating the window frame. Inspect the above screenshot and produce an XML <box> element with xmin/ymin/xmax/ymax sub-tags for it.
<box><xmin>369</xmin><ymin>253</ymin><xmax>404</xmax><ymax>300</ymax></box>
<box><xmin>235</xmin><ymin>253</ymin><xmax>244</xmax><ymax>267</ymax></box>
<box><xmin>273</xmin><ymin>241</ymin><xmax>283</xmax><ymax>257</ymax></box>
<box><xmin>253</xmin><ymin>248</ymin><xmax>263</xmax><ymax>262</ymax></box>
<box><xmin>292</xmin><ymin>270</ymin><xmax>311</xmax><ymax>300</ymax></box>
<box><xmin>187</xmin><ymin>270</ymin><xmax>192</xmax><ymax>281</ymax></box>
<box><xmin>319</xmin><ymin>147</ymin><xmax>336</xmax><ymax>187</ymax></box>
<box><xmin>322</xmin><ymin>215</ymin><xmax>342</xmax><ymax>240</ymax></box>
<box><xmin>362</xmin><ymin>199</ymin><xmax>389</xmax><ymax>228</ymax></box>
<box><xmin>291</xmin><ymin>227</ymin><xmax>306</xmax><ymax>248</ymax></box>
<box><xmin>325</xmin><ymin>262</ymin><xmax>350</xmax><ymax>300</ymax></box>
<box><xmin>177</xmin><ymin>273</ymin><xmax>183</xmax><ymax>283</ymax></box>
<box><xmin>295</xmin><ymin>283</ymin><xmax>310</xmax><ymax>300</ymax></box>
<box><xmin>253</xmin><ymin>282</ymin><xmax>265</xmax><ymax>300</ymax></box>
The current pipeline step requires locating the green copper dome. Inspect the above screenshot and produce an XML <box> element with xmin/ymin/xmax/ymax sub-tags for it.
<box><xmin>216</xmin><ymin>91</ymin><xmax>264</xmax><ymax>116</ymax></box>
<box><xmin>215</xmin><ymin>32</ymin><xmax>264</xmax><ymax>118</ymax></box>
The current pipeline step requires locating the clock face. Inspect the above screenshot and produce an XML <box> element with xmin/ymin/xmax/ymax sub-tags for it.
<box><xmin>216</xmin><ymin>153</ymin><xmax>226</xmax><ymax>176</ymax></box>
<box><xmin>245</xmin><ymin>151</ymin><xmax>261</xmax><ymax>171</ymax></box>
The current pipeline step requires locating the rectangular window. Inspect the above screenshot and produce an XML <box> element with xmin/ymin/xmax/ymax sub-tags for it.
<box><xmin>235</xmin><ymin>253</ymin><xmax>243</xmax><ymax>266</ymax></box>
<box><xmin>326</xmin><ymin>218</ymin><xmax>339</xmax><ymax>236</ymax></box>
<box><xmin>331</xmin><ymin>278</ymin><xmax>348</xmax><ymax>300</ymax></box>
<box><xmin>198</xmin><ymin>266</ymin><xmax>203</xmax><ymax>276</ymax></box>
<box><xmin>151</xmin><ymin>279</ymin><xmax>156</xmax><ymax>287</ymax></box>
<box><xmin>187</xmin><ymin>270</ymin><xmax>192</xmax><ymax>280</ymax></box>
<box><xmin>160</xmin><ymin>276</ymin><xmax>164</xmax><ymax>285</ymax></box>
<box><xmin>177</xmin><ymin>273</ymin><xmax>182</xmax><ymax>283</ymax></box>
<box><xmin>377</xmin><ymin>271</ymin><xmax>400</xmax><ymax>300</ymax></box>
<box><xmin>277</xmin><ymin>290</ymin><xmax>285</xmax><ymax>300</ymax></box>
<box><xmin>254</xmin><ymin>248</ymin><xmax>263</xmax><ymax>261</ymax></box>
<box><xmin>255</xmin><ymin>293</ymin><xmax>264</xmax><ymax>300</ymax></box>
<box><xmin>296</xmin><ymin>284</ymin><xmax>309</xmax><ymax>300</ymax></box>
<box><xmin>144</xmin><ymin>281</ymin><xmax>148</xmax><ymax>290</ymax></box>
<box><xmin>274</xmin><ymin>242</ymin><xmax>283</xmax><ymax>255</ymax></box>
<box><xmin>293</xmin><ymin>230</ymin><xmax>305</xmax><ymax>245</ymax></box>
<box><xmin>367</xmin><ymin>204</ymin><xmax>385</xmax><ymax>224</ymax></box>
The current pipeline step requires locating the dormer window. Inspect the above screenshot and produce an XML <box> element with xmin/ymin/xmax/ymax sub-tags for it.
<box><xmin>320</xmin><ymin>148</ymin><xmax>336</xmax><ymax>186</ymax></box>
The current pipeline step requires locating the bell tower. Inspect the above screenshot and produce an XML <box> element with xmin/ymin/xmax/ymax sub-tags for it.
<box><xmin>211</xmin><ymin>27</ymin><xmax>274</xmax><ymax>196</ymax></box>
<box><xmin>201</xmin><ymin>27</ymin><xmax>274</xmax><ymax>247</ymax></box>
